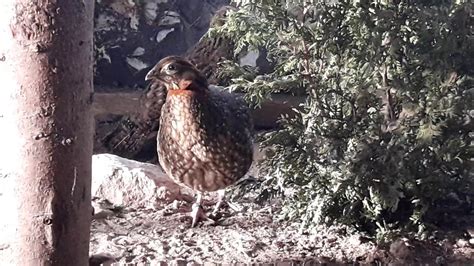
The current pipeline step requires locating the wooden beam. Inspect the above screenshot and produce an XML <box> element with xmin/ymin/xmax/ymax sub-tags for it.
<box><xmin>92</xmin><ymin>91</ymin><xmax>305</xmax><ymax>128</ymax></box>
<box><xmin>92</xmin><ymin>92</ymin><xmax>142</xmax><ymax>116</ymax></box>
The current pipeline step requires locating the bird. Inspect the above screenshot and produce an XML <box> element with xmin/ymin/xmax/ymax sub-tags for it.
<box><xmin>99</xmin><ymin>6</ymin><xmax>237</xmax><ymax>161</ymax></box>
<box><xmin>145</xmin><ymin>56</ymin><xmax>254</xmax><ymax>227</ymax></box>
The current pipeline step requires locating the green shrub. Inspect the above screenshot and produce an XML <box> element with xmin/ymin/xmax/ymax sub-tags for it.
<box><xmin>213</xmin><ymin>0</ymin><xmax>473</xmax><ymax>240</ymax></box>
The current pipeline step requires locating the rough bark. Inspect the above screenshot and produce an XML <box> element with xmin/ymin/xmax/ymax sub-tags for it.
<box><xmin>0</xmin><ymin>1</ymin><xmax>94</xmax><ymax>265</ymax></box>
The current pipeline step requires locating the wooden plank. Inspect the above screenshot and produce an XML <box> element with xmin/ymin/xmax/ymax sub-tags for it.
<box><xmin>92</xmin><ymin>92</ymin><xmax>305</xmax><ymax>128</ymax></box>
<box><xmin>92</xmin><ymin>92</ymin><xmax>142</xmax><ymax>116</ymax></box>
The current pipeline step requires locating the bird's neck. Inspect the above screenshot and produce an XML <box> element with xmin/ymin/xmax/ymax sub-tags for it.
<box><xmin>167</xmin><ymin>89</ymin><xmax>205</xmax><ymax>97</ymax></box>
<box><xmin>166</xmin><ymin>88</ymin><xmax>210</xmax><ymax>110</ymax></box>
<box><xmin>167</xmin><ymin>81</ymin><xmax>209</xmax><ymax>97</ymax></box>
<box><xmin>164</xmin><ymin>88</ymin><xmax>215</xmax><ymax>132</ymax></box>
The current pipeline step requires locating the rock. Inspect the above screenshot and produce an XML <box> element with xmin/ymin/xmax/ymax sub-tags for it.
<box><xmin>389</xmin><ymin>239</ymin><xmax>411</xmax><ymax>260</ymax></box>
<box><xmin>89</xmin><ymin>253</ymin><xmax>117</xmax><ymax>266</ymax></box>
<box><xmin>156</xmin><ymin>28</ymin><xmax>176</xmax><ymax>43</ymax></box>
<box><xmin>466</xmin><ymin>227</ymin><xmax>474</xmax><ymax>238</ymax></box>
<box><xmin>132</xmin><ymin>47</ymin><xmax>146</xmax><ymax>57</ymax></box>
<box><xmin>456</xmin><ymin>238</ymin><xmax>469</xmax><ymax>248</ymax></box>
<box><xmin>348</xmin><ymin>235</ymin><xmax>362</xmax><ymax>246</ymax></box>
<box><xmin>435</xmin><ymin>256</ymin><xmax>446</xmax><ymax>265</ymax></box>
<box><xmin>239</xmin><ymin>49</ymin><xmax>259</xmax><ymax>67</ymax></box>
<box><xmin>91</xmin><ymin>198</ymin><xmax>118</xmax><ymax>220</ymax></box>
<box><xmin>92</xmin><ymin>154</ymin><xmax>192</xmax><ymax>208</ymax></box>
<box><xmin>159</xmin><ymin>11</ymin><xmax>181</xmax><ymax>26</ymax></box>
<box><xmin>143</xmin><ymin>2</ymin><xmax>159</xmax><ymax>23</ymax></box>
<box><xmin>440</xmin><ymin>240</ymin><xmax>454</xmax><ymax>255</ymax></box>
<box><xmin>93</xmin><ymin>208</ymin><xmax>115</xmax><ymax>220</ymax></box>
<box><xmin>126</xmin><ymin>57</ymin><xmax>150</xmax><ymax>71</ymax></box>
<box><xmin>469</xmin><ymin>238</ymin><xmax>474</xmax><ymax>247</ymax></box>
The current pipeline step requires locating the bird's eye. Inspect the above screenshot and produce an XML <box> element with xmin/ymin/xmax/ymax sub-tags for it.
<box><xmin>167</xmin><ymin>64</ymin><xmax>176</xmax><ymax>71</ymax></box>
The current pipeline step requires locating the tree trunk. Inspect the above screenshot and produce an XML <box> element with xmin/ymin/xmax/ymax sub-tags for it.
<box><xmin>0</xmin><ymin>1</ymin><xmax>94</xmax><ymax>265</ymax></box>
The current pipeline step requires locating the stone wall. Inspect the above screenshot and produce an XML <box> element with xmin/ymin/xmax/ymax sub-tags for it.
<box><xmin>94</xmin><ymin>0</ymin><xmax>229</xmax><ymax>91</ymax></box>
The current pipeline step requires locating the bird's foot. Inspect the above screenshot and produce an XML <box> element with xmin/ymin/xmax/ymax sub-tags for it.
<box><xmin>210</xmin><ymin>189</ymin><xmax>242</xmax><ymax>220</ymax></box>
<box><xmin>211</xmin><ymin>199</ymin><xmax>242</xmax><ymax>216</ymax></box>
<box><xmin>190</xmin><ymin>201</ymin><xmax>214</xmax><ymax>227</ymax></box>
<box><xmin>211</xmin><ymin>198</ymin><xmax>224</xmax><ymax>217</ymax></box>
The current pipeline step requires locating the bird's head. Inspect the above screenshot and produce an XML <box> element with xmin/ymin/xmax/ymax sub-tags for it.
<box><xmin>145</xmin><ymin>56</ymin><xmax>208</xmax><ymax>93</ymax></box>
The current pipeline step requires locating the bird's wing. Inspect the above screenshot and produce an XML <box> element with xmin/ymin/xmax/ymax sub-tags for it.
<box><xmin>208</xmin><ymin>86</ymin><xmax>254</xmax><ymax>139</ymax></box>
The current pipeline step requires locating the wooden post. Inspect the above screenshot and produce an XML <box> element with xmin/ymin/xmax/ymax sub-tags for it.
<box><xmin>0</xmin><ymin>0</ymin><xmax>94</xmax><ymax>264</ymax></box>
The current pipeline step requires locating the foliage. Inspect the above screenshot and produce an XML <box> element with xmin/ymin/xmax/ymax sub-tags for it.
<box><xmin>212</xmin><ymin>0</ymin><xmax>474</xmax><ymax>240</ymax></box>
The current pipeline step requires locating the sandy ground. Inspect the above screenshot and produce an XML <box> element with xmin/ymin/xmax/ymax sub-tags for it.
<box><xmin>1</xmin><ymin>170</ymin><xmax>473</xmax><ymax>265</ymax></box>
<box><xmin>1</xmin><ymin>146</ymin><xmax>473</xmax><ymax>265</ymax></box>
<box><xmin>89</xmin><ymin>194</ymin><xmax>474</xmax><ymax>265</ymax></box>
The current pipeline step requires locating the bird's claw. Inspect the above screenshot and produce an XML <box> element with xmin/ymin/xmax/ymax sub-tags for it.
<box><xmin>211</xmin><ymin>198</ymin><xmax>241</xmax><ymax>217</ymax></box>
<box><xmin>190</xmin><ymin>202</ymin><xmax>214</xmax><ymax>227</ymax></box>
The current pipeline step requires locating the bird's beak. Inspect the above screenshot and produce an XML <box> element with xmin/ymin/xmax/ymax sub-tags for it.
<box><xmin>145</xmin><ymin>67</ymin><xmax>160</xmax><ymax>81</ymax></box>
<box><xmin>145</xmin><ymin>69</ymin><xmax>155</xmax><ymax>81</ymax></box>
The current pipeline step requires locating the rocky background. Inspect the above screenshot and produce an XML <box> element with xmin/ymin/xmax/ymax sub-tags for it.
<box><xmin>94</xmin><ymin>0</ymin><xmax>230</xmax><ymax>91</ymax></box>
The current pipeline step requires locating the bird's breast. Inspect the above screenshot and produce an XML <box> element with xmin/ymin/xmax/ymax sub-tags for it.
<box><xmin>160</xmin><ymin>93</ymin><xmax>209</xmax><ymax>150</ymax></box>
<box><xmin>157</xmin><ymin>91</ymin><xmax>253</xmax><ymax>192</ymax></box>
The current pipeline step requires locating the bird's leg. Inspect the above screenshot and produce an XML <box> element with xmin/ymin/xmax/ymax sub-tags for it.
<box><xmin>211</xmin><ymin>190</ymin><xmax>226</xmax><ymax>216</ymax></box>
<box><xmin>190</xmin><ymin>192</ymin><xmax>203</xmax><ymax>227</ymax></box>
<box><xmin>190</xmin><ymin>192</ymin><xmax>212</xmax><ymax>227</ymax></box>
<box><xmin>211</xmin><ymin>190</ymin><xmax>241</xmax><ymax>217</ymax></box>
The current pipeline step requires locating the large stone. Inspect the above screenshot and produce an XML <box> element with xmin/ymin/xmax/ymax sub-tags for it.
<box><xmin>92</xmin><ymin>154</ymin><xmax>192</xmax><ymax>209</ymax></box>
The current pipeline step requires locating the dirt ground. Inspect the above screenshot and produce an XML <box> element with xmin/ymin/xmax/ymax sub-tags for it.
<box><xmin>89</xmin><ymin>193</ymin><xmax>474</xmax><ymax>265</ymax></box>
<box><xmin>1</xmin><ymin>170</ymin><xmax>473</xmax><ymax>265</ymax></box>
